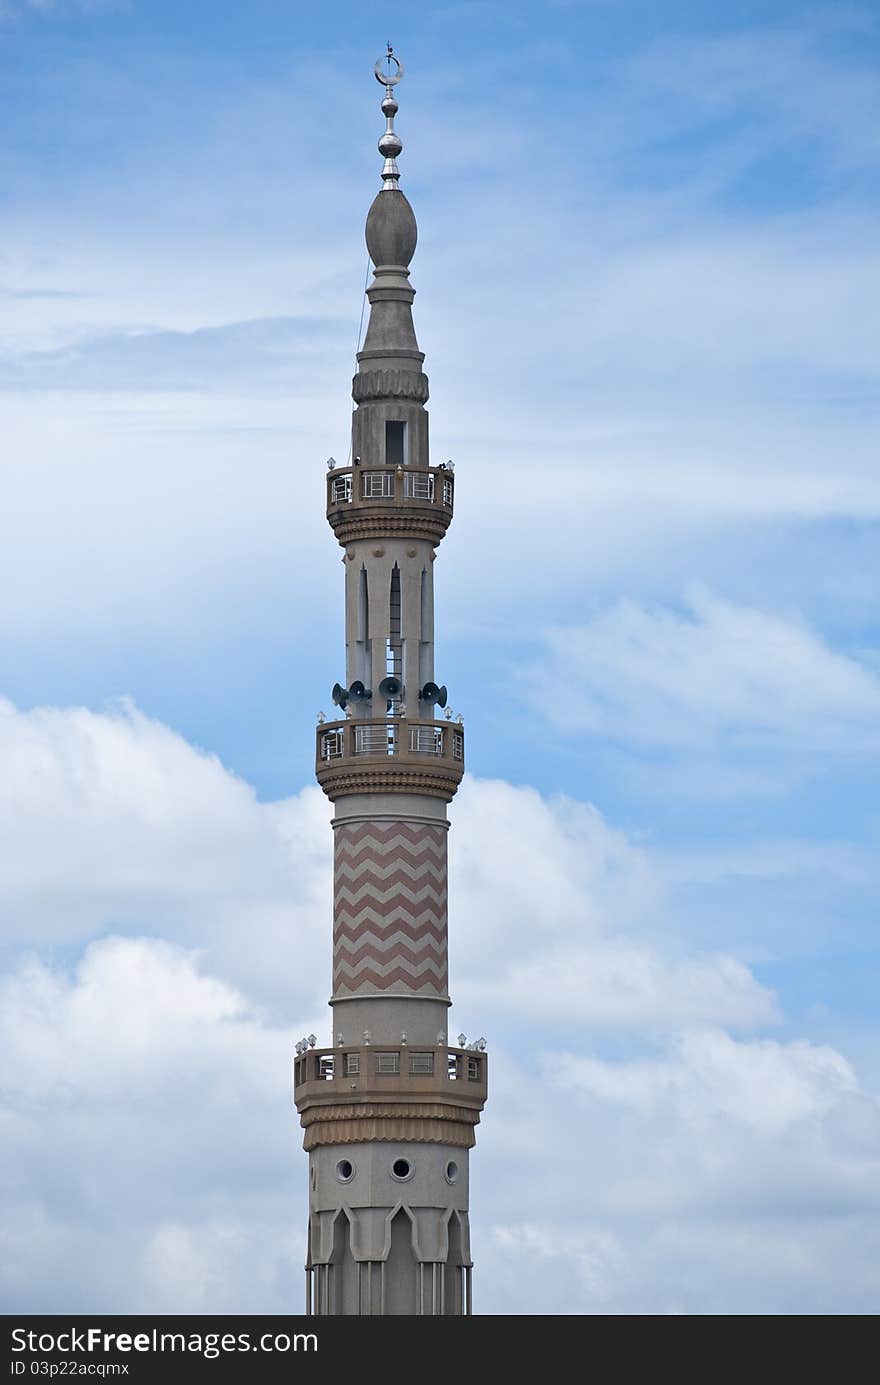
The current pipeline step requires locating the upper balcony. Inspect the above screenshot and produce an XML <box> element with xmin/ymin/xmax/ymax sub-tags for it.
<box><xmin>315</xmin><ymin>716</ymin><xmax>464</xmax><ymax>803</ymax></box>
<box><xmin>326</xmin><ymin>463</ymin><xmax>454</xmax><ymax>547</ymax></box>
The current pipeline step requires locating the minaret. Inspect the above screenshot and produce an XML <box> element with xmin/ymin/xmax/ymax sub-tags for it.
<box><xmin>293</xmin><ymin>48</ymin><xmax>488</xmax><ymax>1317</ymax></box>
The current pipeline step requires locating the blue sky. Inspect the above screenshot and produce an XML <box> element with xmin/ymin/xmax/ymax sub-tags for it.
<box><xmin>2</xmin><ymin>0</ymin><xmax>880</xmax><ymax>1314</ymax></box>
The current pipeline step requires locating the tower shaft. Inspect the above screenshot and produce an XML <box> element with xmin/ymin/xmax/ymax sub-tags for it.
<box><xmin>293</xmin><ymin>51</ymin><xmax>487</xmax><ymax>1316</ymax></box>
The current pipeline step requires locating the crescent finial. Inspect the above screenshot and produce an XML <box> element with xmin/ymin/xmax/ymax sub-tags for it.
<box><xmin>374</xmin><ymin>45</ymin><xmax>404</xmax><ymax>188</ymax></box>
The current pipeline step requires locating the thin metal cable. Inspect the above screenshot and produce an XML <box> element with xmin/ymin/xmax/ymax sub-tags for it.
<box><xmin>346</xmin><ymin>252</ymin><xmax>372</xmax><ymax>463</ymax></box>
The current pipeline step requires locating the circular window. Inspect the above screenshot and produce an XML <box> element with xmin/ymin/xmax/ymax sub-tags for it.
<box><xmin>445</xmin><ymin>1160</ymin><xmax>459</xmax><ymax>1184</ymax></box>
<box><xmin>391</xmin><ymin>1157</ymin><xmax>412</xmax><ymax>1181</ymax></box>
<box><xmin>335</xmin><ymin>1158</ymin><xmax>355</xmax><ymax>1183</ymax></box>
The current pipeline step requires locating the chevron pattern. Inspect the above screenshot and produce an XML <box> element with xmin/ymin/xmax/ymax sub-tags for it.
<box><xmin>332</xmin><ymin>821</ymin><xmax>448</xmax><ymax>997</ymax></box>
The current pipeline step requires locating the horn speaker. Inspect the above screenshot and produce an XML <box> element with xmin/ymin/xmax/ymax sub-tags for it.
<box><xmin>378</xmin><ymin>676</ymin><xmax>403</xmax><ymax>700</ymax></box>
<box><xmin>419</xmin><ymin>682</ymin><xmax>448</xmax><ymax>708</ymax></box>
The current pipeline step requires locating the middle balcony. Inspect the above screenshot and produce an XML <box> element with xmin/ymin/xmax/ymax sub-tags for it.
<box><xmin>315</xmin><ymin>717</ymin><xmax>464</xmax><ymax>802</ymax></box>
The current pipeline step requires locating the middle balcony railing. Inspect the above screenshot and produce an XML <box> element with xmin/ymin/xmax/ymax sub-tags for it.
<box><xmin>317</xmin><ymin>717</ymin><xmax>463</xmax><ymax>767</ymax></box>
<box><xmin>314</xmin><ymin>717</ymin><xmax>465</xmax><ymax>801</ymax></box>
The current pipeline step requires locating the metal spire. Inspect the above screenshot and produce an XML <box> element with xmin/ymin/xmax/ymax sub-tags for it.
<box><xmin>374</xmin><ymin>43</ymin><xmax>404</xmax><ymax>189</ymax></box>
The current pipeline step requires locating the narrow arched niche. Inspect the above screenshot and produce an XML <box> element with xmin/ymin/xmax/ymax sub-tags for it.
<box><xmin>329</xmin><ymin>1210</ymin><xmax>358</xmax><ymax>1316</ymax></box>
<box><xmin>384</xmin><ymin>1208</ymin><xmax>417</xmax><ymax>1315</ymax></box>
<box><xmin>444</xmin><ymin>1210</ymin><xmax>464</xmax><ymax>1316</ymax></box>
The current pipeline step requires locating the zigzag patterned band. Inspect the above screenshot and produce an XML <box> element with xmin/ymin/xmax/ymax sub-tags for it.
<box><xmin>332</xmin><ymin>820</ymin><xmax>448</xmax><ymax>997</ymax></box>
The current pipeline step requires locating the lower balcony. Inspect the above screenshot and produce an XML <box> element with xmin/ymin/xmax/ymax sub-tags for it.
<box><xmin>293</xmin><ymin>1044</ymin><xmax>489</xmax><ymax>1151</ymax></box>
<box><xmin>314</xmin><ymin>718</ymin><xmax>464</xmax><ymax>802</ymax></box>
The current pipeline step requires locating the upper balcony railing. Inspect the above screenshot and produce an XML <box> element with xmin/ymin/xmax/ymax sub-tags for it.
<box><xmin>326</xmin><ymin>463</ymin><xmax>454</xmax><ymax>522</ymax></box>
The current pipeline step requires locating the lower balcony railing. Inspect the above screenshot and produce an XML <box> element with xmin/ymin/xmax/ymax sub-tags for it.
<box><xmin>293</xmin><ymin>1045</ymin><xmax>488</xmax><ymax>1102</ymax></box>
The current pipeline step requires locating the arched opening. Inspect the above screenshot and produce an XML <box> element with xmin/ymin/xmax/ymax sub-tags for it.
<box><xmin>418</xmin><ymin>566</ymin><xmax>432</xmax><ymax>689</ymax></box>
<box><xmin>328</xmin><ymin>1210</ymin><xmax>358</xmax><ymax>1316</ymax></box>
<box><xmin>444</xmin><ymin>1211</ymin><xmax>464</xmax><ymax>1316</ymax></box>
<box><xmin>385</xmin><ymin>419</ymin><xmax>407</xmax><ymax>467</ymax></box>
<box><xmin>357</xmin><ymin>566</ymin><xmax>370</xmax><ymax>689</ymax></box>
<box><xmin>384</xmin><ymin>1208</ymin><xmax>417</xmax><ymax>1316</ymax></box>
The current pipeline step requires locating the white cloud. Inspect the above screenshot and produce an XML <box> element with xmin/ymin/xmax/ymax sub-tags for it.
<box><xmin>3</xmin><ymin>934</ymin><xmax>878</xmax><ymax>1315</ymax></box>
<box><xmin>0</xmin><ymin>936</ymin><xmax>305</xmax><ymax>1313</ymax></box>
<box><xmin>2</xmin><ymin>22</ymin><xmax>880</xmax><ymax>654</ymax></box>
<box><xmin>0</xmin><ymin>1</ymin><xmax>120</xmax><ymax>18</ymax></box>
<box><xmin>450</xmin><ymin>779</ymin><xmax>774</xmax><ymax>1030</ymax></box>
<box><xmin>0</xmin><ymin>696</ymin><xmax>332</xmax><ymax>1013</ymax></box>
<box><xmin>2</xmin><ymin>11</ymin><xmax>880</xmax><ymax>1315</ymax></box>
<box><xmin>557</xmin><ymin>1028</ymin><xmax>856</xmax><ymax>1134</ymax></box>
<box><xmin>616</xmin><ymin>22</ymin><xmax>880</xmax><ymax>177</ymax></box>
<box><xmin>533</xmin><ymin>587</ymin><xmax>880</xmax><ymax>756</ymax></box>
<box><xmin>460</xmin><ymin>941</ymin><xmax>773</xmax><ymax>1031</ymax></box>
<box><xmin>2</xmin><ymin>697</ymin><xmax>878</xmax><ymax>1313</ymax></box>
<box><xmin>475</xmin><ymin>1027</ymin><xmax>880</xmax><ymax>1313</ymax></box>
<box><xmin>0</xmin><ymin>697</ymin><xmax>773</xmax><ymax>1033</ymax></box>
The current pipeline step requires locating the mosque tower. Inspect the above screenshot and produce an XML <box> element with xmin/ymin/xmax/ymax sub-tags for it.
<box><xmin>292</xmin><ymin>48</ymin><xmax>488</xmax><ymax>1316</ymax></box>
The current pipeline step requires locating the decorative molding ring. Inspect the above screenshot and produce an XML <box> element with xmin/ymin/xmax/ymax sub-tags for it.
<box><xmin>300</xmin><ymin>1100</ymin><xmax>481</xmax><ymax>1151</ymax></box>
<box><xmin>315</xmin><ymin>767</ymin><xmax>463</xmax><ymax>802</ymax></box>
<box><xmin>352</xmin><ymin>370</ymin><xmax>429</xmax><ymax>404</ymax></box>
<box><xmin>328</xmin><ymin>514</ymin><xmax>451</xmax><ymax>547</ymax></box>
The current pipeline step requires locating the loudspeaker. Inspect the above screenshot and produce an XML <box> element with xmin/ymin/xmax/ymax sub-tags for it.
<box><xmin>348</xmin><ymin>680</ymin><xmax>372</xmax><ymax>702</ymax></box>
<box><xmin>331</xmin><ymin>683</ymin><xmax>348</xmax><ymax>709</ymax></box>
<box><xmin>378</xmin><ymin>676</ymin><xmax>403</xmax><ymax>700</ymax></box>
<box><xmin>419</xmin><ymin>682</ymin><xmax>448</xmax><ymax>709</ymax></box>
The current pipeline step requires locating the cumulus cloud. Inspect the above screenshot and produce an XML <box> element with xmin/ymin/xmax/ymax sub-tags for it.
<box><xmin>449</xmin><ymin>778</ymin><xmax>774</xmax><ymax>1031</ymax></box>
<box><xmin>558</xmin><ymin>1029</ymin><xmax>856</xmax><ymax>1134</ymax></box>
<box><xmin>0</xmin><ymin>936</ymin><xmax>304</xmax><ymax>1313</ymax></box>
<box><xmin>0</xmin><ymin>697</ymin><xmax>772</xmax><ymax>1033</ymax></box>
<box><xmin>1</xmin><ymin>4</ymin><xmax>878</xmax><ymax>1319</ymax></box>
<box><xmin>1</xmin><ymin>697</ymin><xmax>878</xmax><ymax>1313</ymax></box>
<box><xmin>0</xmin><ymin>695</ymin><xmax>332</xmax><ymax>1014</ymax></box>
<box><xmin>477</xmin><ymin>1028</ymin><xmax>880</xmax><ymax>1313</ymax></box>
<box><xmin>533</xmin><ymin>587</ymin><xmax>880</xmax><ymax>756</ymax></box>
<box><xmin>3</xmin><ymin>935</ymin><xmax>878</xmax><ymax>1315</ymax></box>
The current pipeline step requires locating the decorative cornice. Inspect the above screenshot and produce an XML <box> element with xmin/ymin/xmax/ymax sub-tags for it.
<box><xmin>299</xmin><ymin>1100</ymin><xmax>480</xmax><ymax>1151</ymax></box>
<box><xmin>315</xmin><ymin>765</ymin><xmax>463</xmax><ymax>802</ymax></box>
<box><xmin>327</xmin><ymin>512</ymin><xmax>451</xmax><ymax>547</ymax></box>
<box><xmin>352</xmin><ymin>369</ymin><xmax>429</xmax><ymax>404</ymax></box>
